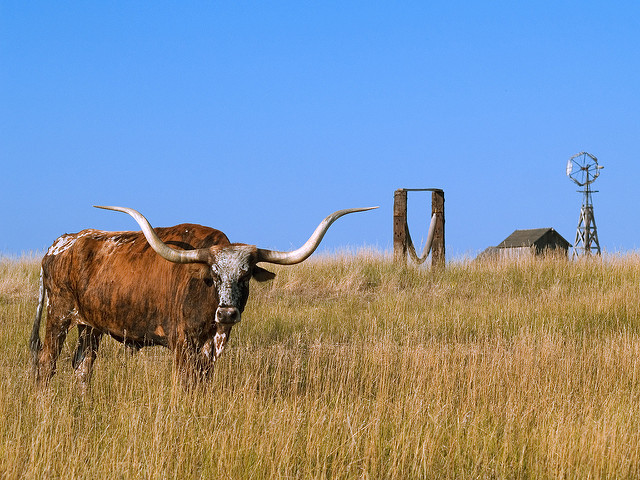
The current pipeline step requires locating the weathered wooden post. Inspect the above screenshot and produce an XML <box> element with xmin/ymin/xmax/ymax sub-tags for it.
<box><xmin>393</xmin><ymin>188</ymin><xmax>445</xmax><ymax>268</ymax></box>
<box><xmin>393</xmin><ymin>189</ymin><xmax>408</xmax><ymax>264</ymax></box>
<box><xmin>431</xmin><ymin>189</ymin><xmax>445</xmax><ymax>268</ymax></box>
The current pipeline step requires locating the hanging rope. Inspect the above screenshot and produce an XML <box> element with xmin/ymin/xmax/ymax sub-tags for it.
<box><xmin>406</xmin><ymin>213</ymin><xmax>438</xmax><ymax>265</ymax></box>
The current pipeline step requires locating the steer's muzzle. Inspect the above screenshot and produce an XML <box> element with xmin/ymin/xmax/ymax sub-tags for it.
<box><xmin>216</xmin><ymin>306</ymin><xmax>240</xmax><ymax>324</ymax></box>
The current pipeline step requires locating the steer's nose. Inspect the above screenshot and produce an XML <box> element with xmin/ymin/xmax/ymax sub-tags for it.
<box><xmin>216</xmin><ymin>306</ymin><xmax>240</xmax><ymax>324</ymax></box>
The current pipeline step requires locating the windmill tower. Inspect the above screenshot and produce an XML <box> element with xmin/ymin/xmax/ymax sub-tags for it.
<box><xmin>566</xmin><ymin>152</ymin><xmax>603</xmax><ymax>257</ymax></box>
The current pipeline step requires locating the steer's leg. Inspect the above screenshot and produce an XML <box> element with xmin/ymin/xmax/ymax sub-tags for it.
<box><xmin>195</xmin><ymin>324</ymin><xmax>234</xmax><ymax>381</ymax></box>
<box><xmin>72</xmin><ymin>325</ymin><xmax>103</xmax><ymax>393</ymax></box>
<box><xmin>173</xmin><ymin>326</ymin><xmax>233</xmax><ymax>388</ymax></box>
<box><xmin>173</xmin><ymin>338</ymin><xmax>214</xmax><ymax>388</ymax></box>
<box><xmin>175</xmin><ymin>345</ymin><xmax>198</xmax><ymax>388</ymax></box>
<box><xmin>172</xmin><ymin>335</ymin><xmax>195</xmax><ymax>388</ymax></box>
<box><xmin>36</xmin><ymin>305</ymin><xmax>73</xmax><ymax>386</ymax></box>
<box><xmin>198</xmin><ymin>339</ymin><xmax>216</xmax><ymax>380</ymax></box>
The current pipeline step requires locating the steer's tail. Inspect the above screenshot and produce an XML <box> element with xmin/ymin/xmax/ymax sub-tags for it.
<box><xmin>30</xmin><ymin>268</ymin><xmax>45</xmax><ymax>369</ymax></box>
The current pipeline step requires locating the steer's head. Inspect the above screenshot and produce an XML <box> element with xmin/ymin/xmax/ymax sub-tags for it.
<box><xmin>94</xmin><ymin>205</ymin><xmax>377</xmax><ymax>326</ymax></box>
<box><xmin>206</xmin><ymin>244</ymin><xmax>275</xmax><ymax>325</ymax></box>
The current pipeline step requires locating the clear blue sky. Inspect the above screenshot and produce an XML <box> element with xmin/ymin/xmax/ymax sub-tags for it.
<box><xmin>1</xmin><ymin>2</ymin><xmax>638</xmax><ymax>258</ymax></box>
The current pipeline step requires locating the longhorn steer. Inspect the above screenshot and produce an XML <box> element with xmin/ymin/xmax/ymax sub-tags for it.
<box><xmin>31</xmin><ymin>205</ymin><xmax>376</xmax><ymax>389</ymax></box>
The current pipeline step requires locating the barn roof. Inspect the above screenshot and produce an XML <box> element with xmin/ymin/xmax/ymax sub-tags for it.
<box><xmin>497</xmin><ymin>228</ymin><xmax>570</xmax><ymax>249</ymax></box>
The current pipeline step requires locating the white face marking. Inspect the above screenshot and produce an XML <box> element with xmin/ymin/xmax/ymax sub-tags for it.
<box><xmin>211</xmin><ymin>247</ymin><xmax>253</xmax><ymax>309</ymax></box>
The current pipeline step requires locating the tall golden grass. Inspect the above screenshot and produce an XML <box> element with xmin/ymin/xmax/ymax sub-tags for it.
<box><xmin>2</xmin><ymin>253</ymin><xmax>640</xmax><ymax>478</ymax></box>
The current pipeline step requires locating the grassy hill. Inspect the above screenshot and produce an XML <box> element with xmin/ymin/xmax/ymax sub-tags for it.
<box><xmin>1</xmin><ymin>253</ymin><xmax>639</xmax><ymax>478</ymax></box>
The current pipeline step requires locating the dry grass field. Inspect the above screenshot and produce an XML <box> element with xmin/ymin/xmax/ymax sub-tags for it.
<box><xmin>2</xmin><ymin>252</ymin><xmax>640</xmax><ymax>478</ymax></box>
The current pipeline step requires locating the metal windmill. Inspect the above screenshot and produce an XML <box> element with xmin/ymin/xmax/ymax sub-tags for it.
<box><xmin>566</xmin><ymin>152</ymin><xmax>603</xmax><ymax>257</ymax></box>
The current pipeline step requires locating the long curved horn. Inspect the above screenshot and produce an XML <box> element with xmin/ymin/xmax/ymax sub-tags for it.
<box><xmin>94</xmin><ymin>206</ymin><xmax>207</xmax><ymax>264</ymax></box>
<box><xmin>257</xmin><ymin>207</ymin><xmax>378</xmax><ymax>265</ymax></box>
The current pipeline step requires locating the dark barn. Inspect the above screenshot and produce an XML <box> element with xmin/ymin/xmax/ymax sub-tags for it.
<box><xmin>480</xmin><ymin>228</ymin><xmax>571</xmax><ymax>260</ymax></box>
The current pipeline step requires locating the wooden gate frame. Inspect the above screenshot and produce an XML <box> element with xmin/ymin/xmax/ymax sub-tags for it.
<box><xmin>393</xmin><ymin>188</ymin><xmax>445</xmax><ymax>267</ymax></box>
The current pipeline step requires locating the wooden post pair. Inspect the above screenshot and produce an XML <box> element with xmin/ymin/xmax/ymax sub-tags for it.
<box><xmin>393</xmin><ymin>188</ymin><xmax>445</xmax><ymax>267</ymax></box>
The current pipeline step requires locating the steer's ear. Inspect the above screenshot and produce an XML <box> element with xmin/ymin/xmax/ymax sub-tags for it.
<box><xmin>252</xmin><ymin>266</ymin><xmax>276</xmax><ymax>282</ymax></box>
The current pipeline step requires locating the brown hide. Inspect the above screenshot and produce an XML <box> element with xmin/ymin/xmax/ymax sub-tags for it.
<box><xmin>42</xmin><ymin>224</ymin><xmax>231</xmax><ymax>349</ymax></box>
